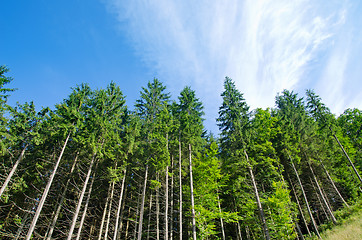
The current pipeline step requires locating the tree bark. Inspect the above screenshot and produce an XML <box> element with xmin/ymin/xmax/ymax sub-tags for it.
<box><xmin>288</xmin><ymin>153</ymin><xmax>321</xmax><ymax>239</ymax></box>
<box><xmin>46</xmin><ymin>152</ymin><xmax>79</xmax><ymax>240</ymax></box>
<box><xmin>25</xmin><ymin>132</ymin><xmax>71</xmax><ymax>240</ymax></box>
<box><xmin>217</xmin><ymin>194</ymin><xmax>226</xmax><ymax>240</ymax></box>
<box><xmin>137</xmin><ymin>164</ymin><xmax>148</xmax><ymax>240</ymax></box>
<box><xmin>76</xmin><ymin>169</ymin><xmax>96</xmax><ymax>240</ymax></box>
<box><xmin>308</xmin><ymin>160</ymin><xmax>337</xmax><ymax>224</ymax></box>
<box><xmin>98</xmin><ymin>182</ymin><xmax>111</xmax><ymax>240</ymax></box>
<box><xmin>244</xmin><ymin>150</ymin><xmax>270</xmax><ymax>240</ymax></box>
<box><xmin>170</xmin><ymin>156</ymin><xmax>174</xmax><ymax>240</ymax></box>
<box><xmin>113</xmin><ymin>169</ymin><xmax>127</xmax><ymax>240</ymax></box>
<box><xmin>332</xmin><ymin>132</ymin><xmax>362</xmax><ymax>184</ymax></box>
<box><xmin>0</xmin><ymin>144</ymin><xmax>28</xmax><ymax>197</ymax></box>
<box><xmin>165</xmin><ymin>165</ymin><xmax>169</xmax><ymax>240</ymax></box>
<box><xmin>287</xmin><ymin>173</ymin><xmax>311</xmax><ymax>237</ymax></box>
<box><xmin>179</xmin><ymin>138</ymin><xmax>183</xmax><ymax>240</ymax></box>
<box><xmin>189</xmin><ymin>144</ymin><xmax>197</xmax><ymax>240</ymax></box>
<box><xmin>156</xmin><ymin>173</ymin><xmax>160</xmax><ymax>240</ymax></box>
<box><xmin>104</xmin><ymin>181</ymin><xmax>116</xmax><ymax>240</ymax></box>
<box><xmin>67</xmin><ymin>152</ymin><xmax>97</xmax><ymax>240</ymax></box>
<box><xmin>318</xmin><ymin>158</ymin><xmax>349</xmax><ymax>208</ymax></box>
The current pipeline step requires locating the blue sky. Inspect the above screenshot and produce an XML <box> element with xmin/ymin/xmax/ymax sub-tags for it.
<box><xmin>1</xmin><ymin>0</ymin><xmax>362</xmax><ymax>133</ymax></box>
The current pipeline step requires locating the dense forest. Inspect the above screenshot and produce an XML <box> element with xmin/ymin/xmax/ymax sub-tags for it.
<box><xmin>0</xmin><ymin>65</ymin><xmax>361</xmax><ymax>239</ymax></box>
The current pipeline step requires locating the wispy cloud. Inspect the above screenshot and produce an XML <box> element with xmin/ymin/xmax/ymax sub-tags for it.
<box><xmin>106</xmin><ymin>0</ymin><xmax>353</xmax><ymax>131</ymax></box>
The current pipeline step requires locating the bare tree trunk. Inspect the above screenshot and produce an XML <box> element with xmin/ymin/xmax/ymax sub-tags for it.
<box><xmin>46</xmin><ymin>152</ymin><xmax>79</xmax><ymax>240</ymax></box>
<box><xmin>288</xmin><ymin>173</ymin><xmax>311</xmax><ymax>237</ymax></box>
<box><xmin>179</xmin><ymin>138</ymin><xmax>183</xmax><ymax>240</ymax></box>
<box><xmin>189</xmin><ymin>144</ymin><xmax>197</xmax><ymax>240</ymax></box>
<box><xmin>137</xmin><ymin>165</ymin><xmax>149</xmax><ymax>240</ymax></box>
<box><xmin>170</xmin><ymin>156</ymin><xmax>174</xmax><ymax>240</ymax></box>
<box><xmin>244</xmin><ymin>150</ymin><xmax>270</xmax><ymax>240</ymax></box>
<box><xmin>165</xmin><ymin>165</ymin><xmax>169</xmax><ymax>240</ymax></box>
<box><xmin>238</xmin><ymin>222</ymin><xmax>244</xmax><ymax>240</ymax></box>
<box><xmin>76</xmin><ymin>169</ymin><xmax>96</xmax><ymax>240</ymax></box>
<box><xmin>113</xmin><ymin>169</ymin><xmax>127</xmax><ymax>240</ymax></box>
<box><xmin>156</xmin><ymin>173</ymin><xmax>160</xmax><ymax>240</ymax></box>
<box><xmin>25</xmin><ymin>132</ymin><xmax>70</xmax><ymax>240</ymax></box>
<box><xmin>308</xmin><ymin>160</ymin><xmax>337</xmax><ymax>224</ymax></box>
<box><xmin>318</xmin><ymin>158</ymin><xmax>349</xmax><ymax>208</ymax></box>
<box><xmin>67</xmin><ymin>152</ymin><xmax>97</xmax><ymax>240</ymax></box>
<box><xmin>98</xmin><ymin>182</ymin><xmax>111</xmax><ymax>240</ymax></box>
<box><xmin>104</xmin><ymin>181</ymin><xmax>116</xmax><ymax>240</ymax></box>
<box><xmin>0</xmin><ymin>144</ymin><xmax>28</xmax><ymax>197</ymax></box>
<box><xmin>117</xmin><ymin>183</ymin><xmax>128</xmax><ymax>240</ymax></box>
<box><xmin>217</xmin><ymin>194</ymin><xmax>226</xmax><ymax>240</ymax></box>
<box><xmin>147</xmin><ymin>194</ymin><xmax>153</xmax><ymax>240</ymax></box>
<box><xmin>332</xmin><ymin>132</ymin><xmax>362</xmax><ymax>184</ymax></box>
<box><xmin>288</xmin><ymin>154</ymin><xmax>321</xmax><ymax>239</ymax></box>
<box><xmin>310</xmin><ymin>177</ymin><xmax>330</xmax><ymax>222</ymax></box>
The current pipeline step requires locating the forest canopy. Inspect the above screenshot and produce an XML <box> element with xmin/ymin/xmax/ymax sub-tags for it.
<box><xmin>0</xmin><ymin>66</ymin><xmax>361</xmax><ymax>239</ymax></box>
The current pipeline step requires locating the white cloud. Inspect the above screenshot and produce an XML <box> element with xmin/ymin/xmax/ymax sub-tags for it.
<box><xmin>106</xmin><ymin>0</ymin><xmax>352</xmax><ymax>132</ymax></box>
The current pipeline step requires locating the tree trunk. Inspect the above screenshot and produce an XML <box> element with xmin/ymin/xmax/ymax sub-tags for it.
<box><xmin>137</xmin><ymin>164</ymin><xmax>148</xmax><ymax>240</ymax></box>
<box><xmin>156</xmin><ymin>173</ymin><xmax>160</xmax><ymax>240</ymax></box>
<box><xmin>113</xmin><ymin>169</ymin><xmax>127</xmax><ymax>240</ymax></box>
<box><xmin>179</xmin><ymin>138</ymin><xmax>183</xmax><ymax>240</ymax></box>
<box><xmin>189</xmin><ymin>144</ymin><xmax>197</xmax><ymax>240</ymax></box>
<box><xmin>332</xmin><ymin>132</ymin><xmax>362</xmax><ymax>184</ymax></box>
<box><xmin>0</xmin><ymin>144</ymin><xmax>28</xmax><ymax>197</ymax></box>
<box><xmin>25</xmin><ymin>132</ymin><xmax>71</xmax><ymax>240</ymax></box>
<box><xmin>244</xmin><ymin>150</ymin><xmax>270</xmax><ymax>240</ymax></box>
<box><xmin>67</xmin><ymin>152</ymin><xmax>97</xmax><ymax>240</ymax></box>
<box><xmin>287</xmin><ymin>173</ymin><xmax>311</xmax><ymax>237</ymax></box>
<box><xmin>288</xmin><ymin>153</ymin><xmax>321</xmax><ymax>239</ymax></box>
<box><xmin>76</xmin><ymin>169</ymin><xmax>96</xmax><ymax>240</ymax></box>
<box><xmin>310</xmin><ymin>177</ymin><xmax>330</xmax><ymax>222</ymax></box>
<box><xmin>117</xmin><ymin>182</ymin><xmax>128</xmax><ymax>240</ymax></box>
<box><xmin>147</xmin><ymin>194</ymin><xmax>153</xmax><ymax>240</ymax></box>
<box><xmin>217</xmin><ymin>194</ymin><xmax>226</xmax><ymax>240</ymax></box>
<box><xmin>308</xmin><ymin>160</ymin><xmax>337</xmax><ymax>224</ymax></box>
<box><xmin>170</xmin><ymin>156</ymin><xmax>174</xmax><ymax>240</ymax></box>
<box><xmin>98</xmin><ymin>182</ymin><xmax>111</xmax><ymax>240</ymax></box>
<box><xmin>165</xmin><ymin>165</ymin><xmax>169</xmax><ymax>240</ymax></box>
<box><xmin>46</xmin><ymin>152</ymin><xmax>79</xmax><ymax>240</ymax></box>
<box><xmin>318</xmin><ymin>158</ymin><xmax>349</xmax><ymax>208</ymax></box>
<box><xmin>104</xmin><ymin>181</ymin><xmax>116</xmax><ymax>240</ymax></box>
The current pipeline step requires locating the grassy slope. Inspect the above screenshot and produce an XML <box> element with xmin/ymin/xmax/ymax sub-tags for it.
<box><xmin>320</xmin><ymin>211</ymin><xmax>361</xmax><ymax>240</ymax></box>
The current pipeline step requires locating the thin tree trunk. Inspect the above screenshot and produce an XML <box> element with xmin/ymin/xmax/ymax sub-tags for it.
<box><xmin>118</xmin><ymin>183</ymin><xmax>128</xmax><ymax>240</ymax></box>
<box><xmin>179</xmin><ymin>138</ymin><xmax>183</xmax><ymax>240</ymax></box>
<box><xmin>288</xmin><ymin>153</ymin><xmax>321</xmax><ymax>239</ymax></box>
<box><xmin>310</xmin><ymin>177</ymin><xmax>330</xmax><ymax>222</ymax></box>
<box><xmin>288</xmin><ymin>173</ymin><xmax>311</xmax><ymax>237</ymax></box>
<box><xmin>189</xmin><ymin>144</ymin><xmax>197</xmax><ymax>240</ymax></box>
<box><xmin>137</xmin><ymin>164</ymin><xmax>149</xmax><ymax>240</ymax></box>
<box><xmin>156</xmin><ymin>173</ymin><xmax>160</xmax><ymax>240</ymax></box>
<box><xmin>98</xmin><ymin>182</ymin><xmax>111</xmax><ymax>240</ymax></box>
<box><xmin>308</xmin><ymin>160</ymin><xmax>337</xmax><ymax>224</ymax></box>
<box><xmin>318</xmin><ymin>158</ymin><xmax>349</xmax><ymax>208</ymax></box>
<box><xmin>46</xmin><ymin>152</ymin><xmax>79</xmax><ymax>240</ymax></box>
<box><xmin>25</xmin><ymin>132</ymin><xmax>71</xmax><ymax>240</ymax></box>
<box><xmin>244</xmin><ymin>150</ymin><xmax>270</xmax><ymax>240</ymax></box>
<box><xmin>170</xmin><ymin>156</ymin><xmax>174</xmax><ymax>240</ymax></box>
<box><xmin>147</xmin><ymin>194</ymin><xmax>153</xmax><ymax>240</ymax></box>
<box><xmin>332</xmin><ymin>132</ymin><xmax>362</xmax><ymax>184</ymax></box>
<box><xmin>217</xmin><ymin>194</ymin><xmax>226</xmax><ymax>240</ymax></box>
<box><xmin>67</xmin><ymin>152</ymin><xmax>97</xmax><ymax>240</ymax></box>
<box><xmin>238</xmin><ymin>222</ymin><xmax>244</xmax><ymax>240</ymax></box>
<box><xmin>165</xmin><ymin>165</ymin><xmax>169</xmax><ymax>240</ymax></box>
<box><xmin>76</xmin><ymin>169</ymin><xmax>96</xmax><ymax>240</ymax></box>
<box><xmin>104</xmin><ymin>181</ymin><xmax>116</xmax><ymax>240</ymax></box>
<box><xmin>0</xmin><ymin>144</ymin><xmax>28</xmax><ymax>197</ymax></box>
<box><xmin>113</xmin><ymin>169</ymin><xmax>127</xmax><ymax>240</ymax></box>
